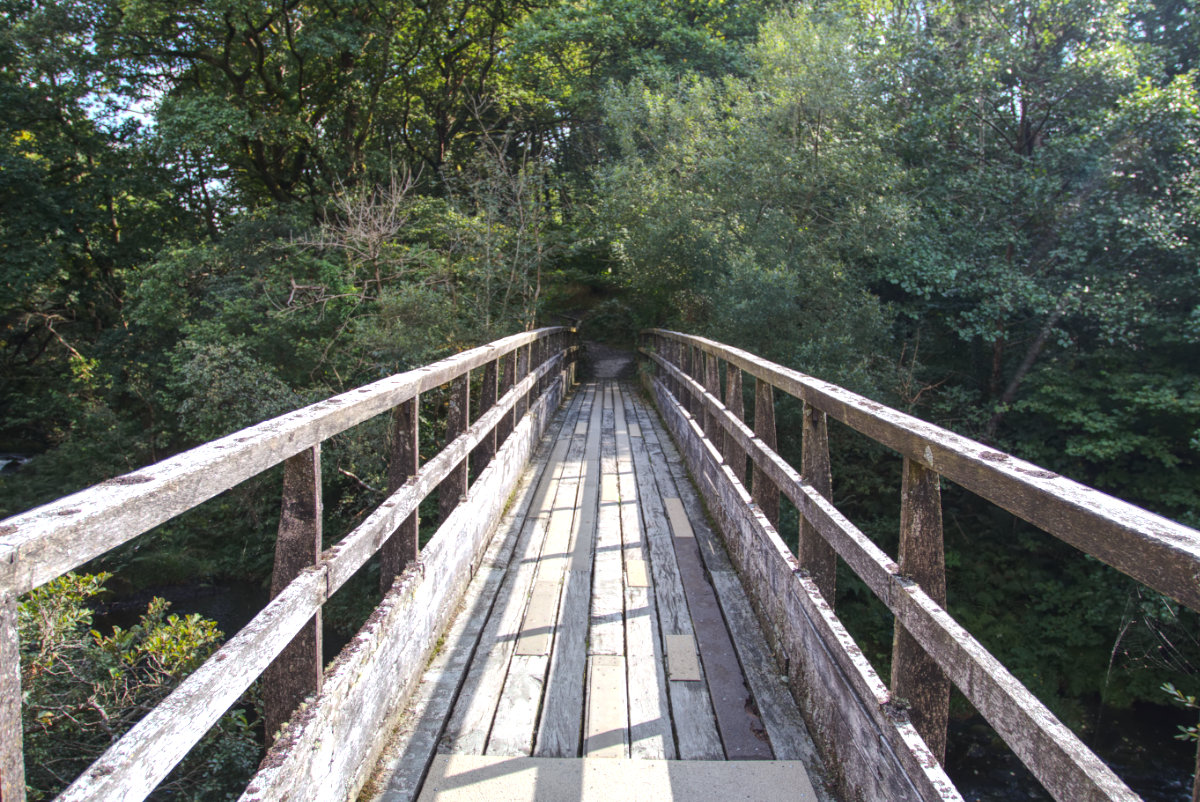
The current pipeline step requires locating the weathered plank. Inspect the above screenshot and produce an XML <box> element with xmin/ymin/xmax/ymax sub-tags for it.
<box><xmin>624</xmin><ymin>392</ymin><xmax>723</xmax><ymax>760</ymax></box>
<box><xmin>486</xmin><ymin>655</ymin><xmax>549</xmax><ymax>756</ymax></box>
<box><xmin>535</xmin><ymin>383</ymin><xmax>604</xmax><ymax>757</ymax></box>
<box><xmin>643</xmin><ymin>329</ymin><xmax>1200</xmax><ymax>613</ymax></box>
<box><xmin>516</xmin><ymin>581</ymin><xmax>562</xmax><ymax>656</ymax></box>
<box><xmin>891</xmin><ymin>458</ymin><xmax>950</xmax><ymax>763</ymax></box>
<box><xmin>243</xmin><ymin>363</ymin><xmax>568</xmax><ymax>802</ymax></box>
<box><xmin>613</xmin><ymin>386</ymin><xmax>674</xmax><ymax>761</ymax></box>
<box><xmin>0</xmin><ymin>328</ymin><xmax>571</xmax><ymax>598</ymax></box>
<box><xmin>751</xmin><ymin>379</ymin><xmax>780</xmax><ymax>529</ymax></box>
<box><xmin>264</xmin><ymin>446</ymin><xmax>324</xmax><ymax>743</ymax></box>
<box><xmin>723</xmin><ymin>365</ymin><xmax>747</xmax><ymax>487</ymax></box>
<box><xmin>584</xmin><ymin>655</ymin><xmax>629</xmax><ymax>758</ymax></box>
<box><xmin>666</xmin><ymin>635</ymin><xmax>702</xmax><ymax>681</ymax></box>
<box><xmin>591</xmin><ymin>387</ymin><xmax>625</xmax><ymax>657</ymax></box>
<box><xmin>0</xmin><ymin>593</ymin><xmax>23</xmax><ymax>802</ymax></box>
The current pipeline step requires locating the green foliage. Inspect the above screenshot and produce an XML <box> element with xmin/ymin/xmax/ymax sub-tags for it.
<box><xmin>19</xmin><ymin>573</ymin><xmax>259</xmax><ymax>800</ymax></box>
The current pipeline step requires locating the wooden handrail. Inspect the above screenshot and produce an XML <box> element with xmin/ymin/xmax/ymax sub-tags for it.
<box><xmin>640</xmin><ymin>329</ymin><xmax>1199</xmax><ymax>802</ymax></box>
<box><xmin>644</xmin><ymin>329</ymin><xmax>1200</xmax><ymax>612</ymax></box>
<box><xmin>0</xmin><ymin>327</ymin><xmax>576</xmax><ymax>802</ymax></box>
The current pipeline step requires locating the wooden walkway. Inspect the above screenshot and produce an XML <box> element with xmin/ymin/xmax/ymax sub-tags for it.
<box><xmin>362</xmin><ymin>380</ymin><xmax>827</xmax><ymax>801</ymax></box>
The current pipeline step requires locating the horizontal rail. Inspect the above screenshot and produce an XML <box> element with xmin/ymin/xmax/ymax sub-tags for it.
<box><xmin>58</xmin><ymin>352</ymin><xmax>566</xmax><ymax>802</ymax></box>
<box><xmin>647</xmin><ymin>351</ymin><xmax>1137</xmax><ymax>801</ymax></box>
<box><xmin>645</xmin><ymin>329</ymin><xmax>1200</xmax><ymax>612</ymax></box>
<box><xmin>0</xmin><ymin>328</ymin><xmax>567</xmax><ymax>597</ymax></box>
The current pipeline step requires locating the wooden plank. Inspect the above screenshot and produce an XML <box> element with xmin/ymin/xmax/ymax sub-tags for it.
<box><xmin>486</xmin><ymin>655</ymin><xmax>549</xmax><ymax>756</ymax></box>
<box><xmin>622</xmin><ymin>390</ymin><xmax>723</xmax><ymax>760</ymax></box>
<box><xmin>591</xmin><ymin>388</ymin><xmax>625</xmax><ymax>657</ymax></box>
<box><xmin>439</xmin><ymin>387</ymin><xmax>588</xmax><ymax>756</ymax></box>
<box><xmin>642</xmin><ymin>330</ymin><xmax>1200</xmax><ymax>613</ymax></box>
<box><xmin>613</xmin><ymin>386</ymin><xmax>674</xmax><ymax>761</ymax></box>
<box><xmin>0</xmin><ymin>328</ymin><xmax>570</xmax><ymax>598</ymax></box>
<box><xmin>0</xmin><ymin>593</ymin><xmax>23</xmax><ymax>802</ymax></box>
<box><xmin>535</xmin><ymin>383</ymin><xmax>604</xmax><ymax>757</ymax></box>
<box><xmin>628</xmin><ymin>423</ymin><xmax>641</xmax><ymax>438</ymax></box>
<box><xmin>516</xmin><ymin>582</ymin><xmax>561</xmax><ymax>656</ymax></box>
<box><xmin>640</xmin><ymin>395</ymin><xmax>828</xmax><ymax>782</ymax></box>
<box><xmin>650</xmin><ymin>376</ymin><xmax>958</xmax><ymax>801</ymax></box>
<box><xmin>666</xmin><ymin>634</ymin><xmax>702</xmax><ymax>681</ymax></box>
<box><xmin>264</xmin><ymin>446</ymin><xmax>324</xmax><ymax>743</ymax></box>
<box><xmin>752</xmin><ymin>378</ymin><xmax>780</xmax><ymax>529</ymax></box>
<box><xmin>723</xmin><ymin>364</ymin><xmax>747</xmax><ymax>487</ymax></box>
<box><xmin>439</xmin><ymin>373</ymin><xmax>470</xmax><ymax>523</ymax></box>
<box><xmin>584</xmin><ymin>655</ymin><xmax>629</xmax><ymax>758</ymax></box>
<box><xmin>471</xmin><ymin>358</ymin><xmax>499</xmax><ymax>478</ymax></box>
<box><xmin>891</xmin><ymin>457</ymin><xmax>950</xmax><ymax>763</ymax></box>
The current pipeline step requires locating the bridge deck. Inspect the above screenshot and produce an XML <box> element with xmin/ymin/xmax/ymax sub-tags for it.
<box><xmin>362</xmin><ymin>380</ymin><xmax>827</xmax><ymax>801</ymax></box>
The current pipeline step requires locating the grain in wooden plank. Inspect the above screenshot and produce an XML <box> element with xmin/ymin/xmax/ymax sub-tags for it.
<box><xmin>591</xmin><ymin>389</ymin><xmax>625</xmax><ymax>657</ymax></box>
<box><xmin>585</xmin><ymin>655</ymin><xmax>630</xmax><ymax>758</ymax></box>
<box><xmin>622</xmin><ymin>391</ymin><xmax>723</xmax><ymax>760</ymax></box>
<box><xmin>613</xmin><ymin>385</ymin><xmax>674</xmax><ymax>761</ymax></box>
<box><xmin>0</xmin><ymin>329</ymin><xmax>569</xmax><ymax>599</ymax></box>
<box><xmin>485</xmin><ymin>655</ymin><xmax>549</xmax><ymax>756</ymax></box>
<box><xmin>517</xmin><ymin>581</ymin><xmax>562</xmax><ymax>656</ymax></box>
<box><xmin>535</xmin><ymin>383</ymin><xmax>604</xmax><ymax>757</ymax></box>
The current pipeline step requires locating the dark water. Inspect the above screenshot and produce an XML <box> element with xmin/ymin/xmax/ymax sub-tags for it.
<box><xmin>947</xmin><ymin>703</ymin><xmax>1195</xmax><ymax>801</ymax></box>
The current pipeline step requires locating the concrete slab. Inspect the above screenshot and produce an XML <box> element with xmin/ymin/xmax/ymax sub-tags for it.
<box><xmin>416</xmin><ymin>755</ymin><xmax>818</xmax><ymax>802</ymax></box>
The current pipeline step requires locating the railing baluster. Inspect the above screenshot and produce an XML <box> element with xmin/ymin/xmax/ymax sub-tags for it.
<box><xmin>800</xmin><ymin>403</ymin><xmax>836</xmax><ymax>604</ymax></box>
<box><xmin>752</xmin><ymin>378</ymin><xmax>780</xmax><ymax>528</ymax></box>
<box><xmin>1</xmin><ymin>591</ymin><xmax>23</xmax><ymax>802</ymax></box>
<box><xmin>472</xmin><ymin>358</ymin><xmax>499</xmax><ymax>478</ymax></box>
<box><xmin>498</xmin><ymin>351</ymin><xmax>515</xmax><ymax>445</ymax></box>
<box><xmin>703</xmin><ymin>350</ymin><xmax>720</xmax><ymax>443</ymax></box>
<box><xmin>724</xmin><ymin>363</ymin><xmax>747</xmax><ymax>487</ymax></box>
<box><xmin>381</xmin><ymin>395</ymin><xmax>420</xmax><ymax>593</ymax></box>
<box><xmin>439</xmin><ymin>372</ymin><xmax>470</xmax><ymax>523</ymax></box>
<box><xmin>517</xmin><ymin>343</ymin><xmax>530</xmax><ymax>420</ymax></box>
<box><xmin>264</xmin><ymin>445</ymin><xmax>323</xmax><ymax>742</ymax></box>
<box><xmin>891</xmin><ymin>457</ymin><xmax>950</xmax><ymax>762</ymax></box>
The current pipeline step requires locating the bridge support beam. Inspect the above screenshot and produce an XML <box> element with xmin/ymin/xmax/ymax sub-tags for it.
<box><xmin>890</xmin><ymin>457</ymin><xmax>950</xmax><ymax>763</ymax></box>
<box><xmin>265</xmin><ymin>445</ymin><xmax>324</xmax><ymax>744</ymax></box>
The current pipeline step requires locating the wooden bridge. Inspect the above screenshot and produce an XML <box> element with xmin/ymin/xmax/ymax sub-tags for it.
<box><xmin>2</xmin><ymin>327</ymin><xmax>1198</xmax><ymax>801</ymax></box>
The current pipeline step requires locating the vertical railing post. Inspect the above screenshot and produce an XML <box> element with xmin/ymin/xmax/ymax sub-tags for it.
<box><xmin>724</xmin><ymin>364</ymin><xmax>747</xmax><ymax>487</ymax></box>
<box><xmin>800</xmin><ymin>403</ymin><xmax>836</xmax><ymax>603</ymax></box>
<box><xmin>689</xmin><ymin>345</ymin><xmax>704</xmax><ymax>419</ymax></box>
<box><xmin>472</xmin><ymin>357</ymin><xmax>499</xmax><ymax>478</ymax></box>
<box><xmin>1</xmin><ymin>591</ymin><xmax>24</xmax><ymax>802</ymax></box>
<box><xmin>752</xmin><ymin>379</ymin><xmax>780</xmax><ymax>528</ymax></box>
<box><xmin>517</xmin><ymin>343</ymin><xmax>531</xmax><ymax>421</ymax></box>
<box><xmin>890</xmin><ymin>457</ymin><xmax>950</xmax><ymax>762</ymax></box>
<box><xmin>498</xmin><ymin>351</ymin><xmax>515</xmax><ymax>445</ymax></box>
<box><xmin>703</xmin><ymin>350</ymin><xmax>720</xmax><ymax>442</ymax></box>
<box><xmin>381</xmin><ymin>395</ymin><xmax>419</xmax><ymax>593</ymax></box>
<box><xmin>265</xmin><ymin>445</ymin><xmax>323</xmax><ymax>743</ymax></box>
<box><xmin>439</xmin><ymin>372</ymin><xmax>470</xmax><ymax>523</ymax></box>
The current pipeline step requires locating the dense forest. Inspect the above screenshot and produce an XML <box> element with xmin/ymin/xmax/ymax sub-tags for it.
<box><xmin>2</xmin><ymin>0</ymin><xmax>1198</xmax><ymax>797</ymax></box>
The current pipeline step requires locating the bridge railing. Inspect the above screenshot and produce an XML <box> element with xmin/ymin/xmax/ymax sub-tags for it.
<box><xmin>642</xmin><ymin>328</ymin><xmax>1200</xmax><ymax>802</ymax></box>
<box><xmin>0</xmin><ymin>327</ymin><xmax>577</xmax><ymax>802</ymax></box>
